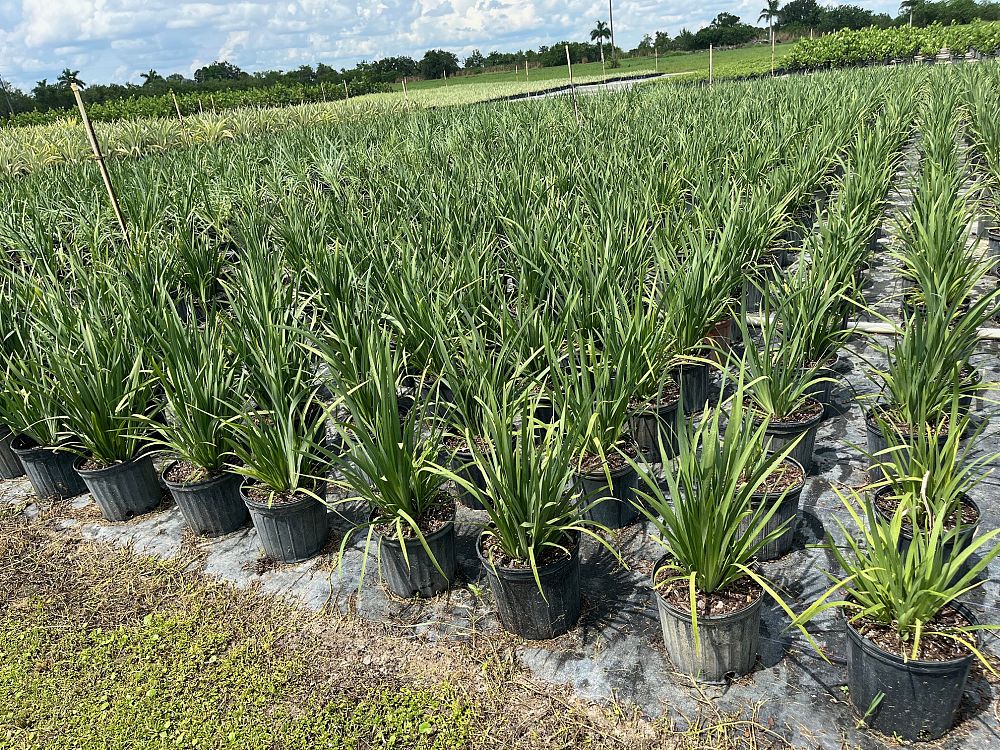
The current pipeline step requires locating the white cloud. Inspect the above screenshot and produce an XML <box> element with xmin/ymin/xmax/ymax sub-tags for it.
<box><xmin>0</xmin><ymin>0</ymin><xmax>902</xmax><ymax>89</ymax></box>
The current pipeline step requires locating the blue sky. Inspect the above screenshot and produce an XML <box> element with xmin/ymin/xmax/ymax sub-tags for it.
<box><xmin>1</xmin><ymin>1</ymin><xmax>900</xmax><ymax>90</ymax></box>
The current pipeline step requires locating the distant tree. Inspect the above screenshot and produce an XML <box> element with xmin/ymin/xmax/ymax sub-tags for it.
<box><xmin>165</xmin><ymin>73</ymin><xmax>186</xmax><ymax>83</ymax></box>
<box><xmin>900</xmin><ymin>0</ymin><xmax>921</xmax><ymax>24</ymax></box>
<box><xmin>634</xmin><ymin>33</ymin><xmax>654</xmax><ymax>54</ymax></box>
<box><xmin>590</xmin><ymin>20</ymin><xmax>612</xmax><ymax>61</ymax></box>
<box><xmin>193</xmin><ymin>60</ymin><xmax>246</xmax><ymax>83</ymax></box>
<box><xmin>139</xmin><ymin>69</ymin><xmax>163</xmax><ymax>86</ymax></box>
<box><xmin>465</xmin><ymin>49</ymin><xmax>486</xmax><ymax>69</ymax></box>
<box><xmin>419</xmin><ymin>49</ymin><xmax>460</xmax><ymax>79</ymax></box>
<box><xmin>711</xmin><ymin>12</ymin><xmax>742</xmax><ymax>27</ymax></box>
<box><xmin>57</xmin><ymin>69</ymin><xmax>85</xmax><ymax>88</ymax></box>
<box><xmin>779</xmin><ymin>0</ymin><xmax>822</xmax><ymax>29</ymax></box>
<box><xmin>759</xmin><ymin>0</ymin><xmax>780</xmax><ymax>44</ymax></box>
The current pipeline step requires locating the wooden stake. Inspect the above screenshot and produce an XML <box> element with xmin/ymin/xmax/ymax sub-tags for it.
<box><xmin>525</xmin><ymin>59</ymin><xmax>529</xmax><ymax>81</ymax></box>
<box><xmin>600</xmin><ymin>44</ymin><xmax>607</xmax><ymax>86</ymax></box>
<box><xmin>170</xmin><ymin>89</ymin><xmax>183</xmax><ymax>121</ymax></box>
<box><xmin>71</xmin><ymin>84</ymin><xmax>128</xmax><ymax>246</ymax></box>
<box><xmin>654</xmin><ymin>49</ymin><xmax>658</xmax><ymax>73</ymax></box>
<box><xmin>321</xmin><ymin>82</ymin><xmax>327</xmax><ymax>101</ymax></box>
<box><xmin>210</xmin><ymin>95</ymin><xmax>216</xmax><ymax>113</ymax></box>
<box><xmin>709</xmin><ymin>45</ymin><xmax>714</xmax><ymax>84</ymax></box>
<box><xmin>771</xmin><ymin>27</ymin><xmax>776</xmax><ymax>75</ymax></box>
<box><xmin>343</xmin><ymin>80</ymin><xmax>350</xmax><ymax>99</ymax></box>
<box><xmin>401</xmin><ymin>76</ymin><xmax>408</xmax><ymax>102</ymax></box>
<box><xmin>198</xmin><ymin>98</ymin><xmax>204</xmax><ymax>115</ymax></box>
<box><xmin>565</xmin><ymin>45</ymin><xmax>580</xmax><ymax>123</ymax></box>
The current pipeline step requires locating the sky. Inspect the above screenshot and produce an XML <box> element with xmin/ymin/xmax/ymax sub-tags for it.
<box><xmin>0</xmin><ymin>1</ymin><xmax>901</xmax><ymax>91</ymax></box>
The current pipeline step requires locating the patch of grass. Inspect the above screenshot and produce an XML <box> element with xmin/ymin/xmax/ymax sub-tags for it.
<box><xmin>402</xmin><ymin>45</ymin><xmax>796</xmax><ymax>94</ymax></box>
<box><xmin>0</xmin><ymin>507</ymin><xmax>795</xmax><ymax>749</ymax></box>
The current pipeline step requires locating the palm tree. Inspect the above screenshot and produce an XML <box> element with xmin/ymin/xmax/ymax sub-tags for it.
<box><xmin>590</xmin><ymin>20</ymin><xmax>612</xmax><ymax>61</ymax></box>
<box><xmin>139</xmin><ymin>69</ymin><xmax>163</xmax><ymax>86</ymax></box>
<box><xmin>759</xmin><ymin>0</ymin><xmax>780</xmax><ymax>45</ymax></box>
<box><xmin>56</xmin><ymin>69</ymin><xmax>84</xmax><ymax>89</ymax></box>
<box><xmin>900</xmin><ymin>0</ymin><xmax>919</xmax><ymax>26</ymax></box>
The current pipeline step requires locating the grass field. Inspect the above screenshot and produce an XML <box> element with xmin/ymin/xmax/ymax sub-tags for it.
<box><xmin>0</xmin><ymin>508</ymin><xmax>776</xmax><ymax>750</ymax></box>
<box><xmin>401</xmin><ymin>43</ymin><xmax>796</xmax><ymax>92</ymax></box>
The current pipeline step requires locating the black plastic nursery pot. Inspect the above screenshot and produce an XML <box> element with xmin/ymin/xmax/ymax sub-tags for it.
<box><xmin>10</xmin><ymin>436</ymin><xmax>86</xmax><ymax>501</ymax></box>
<box><xmin>845</xmin><ymin>605</ymin><xmax>977</xmax><ymax>741</ymax></box>
<box><xmin>573</xmin><ymin>460</ymin><xmax>640</xmax><ymax>530</ymax></box>
<box><xmin>449</xmin><ymin>446</ymin><xmax>487</xmax><ymax>510</ymax></box>
<box><xmin>0</xmin><ymin>425</ymin><xmax>25</xmax><ymax>480</ymax></box>
<box><xmin>163</xmin><ymin>462</ymin><xmax>249</xmax><ymax>537</ymax></box>
<box><xmin>75</xmin><ymin>454</ymin><xmax>162</xmax><ymax>522</ymax></box>
<box><xmin>864</xmin><ymin>409</ymin><xmax>951</xmax><ymax>484</ymax></box>
<box><xmin>677</xmin><ymin>362</ymin><xmax>710</xmax><ymax>415</ymax></box>
<box><xmin>629</xmin><ymin>398</ymin><xmax>680</xmax><ymax>460</ymax></box>
<box><xmin>760</xmin><ymin>399</ymin><xmax>824</xmax><ymax>473</ymax></box>
<box><xmin>243</xmin><ymin>482</ymin><xmax>329</xmax><ymax>563</ymax></box>
<box><xmin>377</xmin><ymin>507</ymin><xmax>457</xmax><ymax>598</ymax></box>
<box><xmin>478</xmin><ymin>529</ymin><xmax>581</xmax><ymax>640</ymax></box>
<box><xmin>801</xmin><ymin>353</ymin><xmax>841</xmax><ymax>409</ymax></box>
<box><xmin>872</xmin><ymin>486</ymin><xmax>980</xmax><ymax>566</ymax></box>
<box><xmin>747</xmin><ymin>458</ymin><xmax>806</xmax><ymax>561</ymax></box>
<box><xmin>653</xmin><ymin>557</ymin><xmax>763</xmax><ymax>683</ymax></box>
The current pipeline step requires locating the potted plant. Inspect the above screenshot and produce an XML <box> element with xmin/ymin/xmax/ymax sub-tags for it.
<box><xmin>0</xmin><ymin>275</ymin><xmax>26</xmax><ymax>480</ymax></box>
<box><xmin>436</xmin><ymin>393</ymin><xmax>613</xmax><ymax>640</ymax></box>
<box><xmin>225</xmin><ymin>258</ymin><xmax>329</xmax><ymax>563</ymax></box>
<box><xmin>41</xmin><ymin>294</ymin><xmax>163</xmax><ymax>521</ymax></box>
<box><xmin>737</xmin><ymin>305</ymin><xmax>827</xmax><ymax>473</ymax></box>
<box><xmin>632</xmin><ymin>377</ymin><xmax>807</xmax><ymax>681</ymax></box>
<box><xmin>795</xmin><ymin>488</ymin><xmax>1000</xmax><ymax>741</ymax></box>
<box><xmin>148</xmin><ymin>305</ymin><xmax>249</xmax><ymax>537</ymax></box>
<box><xmin>433</xmin><ymin>322</ymin><xmax>532</xmax><ymax>511</ymax></box>
<box><xmin>869</xmin><ymin>407</ymin><xmax>992</xmax><ymax>567</ymax></box>
<box><xmin>0</xmin><ymin>332</ymin><xmax>86</xmax><ymax>501</ymax></box>
<box><xmin>322</xmin><ymin>337</ymin><xmax>456</xmax><ymax>598</ymax></box>
<box><xmin>549</xmin><ymin>332</ymin><xmax>643</xmax><ymax>529</ymax></box>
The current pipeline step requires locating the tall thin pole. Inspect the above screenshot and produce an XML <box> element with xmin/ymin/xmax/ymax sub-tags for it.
<box><xmin>709</xmin><ymin>44</ymin><xmax>714</xmax><ymax>84</ymax></box>
<box><xmin>771</xmin><ymin>23</ymin><xmax>776</xmax><ymax>75</ymax></box>
<box><xmin>565</xmin><ymin>45</ymin><xmax>580</xmax><ymax>124</ymax></box>
<box><xmin>170</xmin><ymin>89</ymin><xmax>183</xmax><ymax>121</ymax></box>
<box><xmin>71</xmin><ymin>83</ymin><xmax>129</xmax><ymax>246</ymax></box>
<box><xmin>608</xmin><ymin>0</ymin><xmax>616</xmax><ymax>61</ymax></box>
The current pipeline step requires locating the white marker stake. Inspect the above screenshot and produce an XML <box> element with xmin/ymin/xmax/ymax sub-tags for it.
<box><xmin>565</xmin><ymin>45</ymin><xmax>580</xmax><ymax>123</ymax></box>
<box><xmin>402</xmin><ymin>76</ymin><xmax>408</xmax><ymax>103</ymax></box>
<box><xmin>709</xmin><ymin>44</ymin><xmax>714</xmax><ymax>84</ymax></box>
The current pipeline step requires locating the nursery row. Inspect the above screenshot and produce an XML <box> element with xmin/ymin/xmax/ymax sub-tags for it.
<box><xmin>0</xmin><ymin>63</ymin><xmax>998</xmax><ymax>742</ymax></box>
<box><xmin>787</xmin><ymin>19</ymin><xmax>1000</xmax><ymax>69</ymax></box>
<box><xmin>0</xmin><ymin>72</ymin><xmax>647</xmax><ymax>177</ymax></box>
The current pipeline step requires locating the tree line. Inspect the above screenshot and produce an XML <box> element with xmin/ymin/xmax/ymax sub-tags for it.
<box><xmin>2</xmin><ymin>0</ymin><xmax>998</xmax><ymax>120</ymax></box>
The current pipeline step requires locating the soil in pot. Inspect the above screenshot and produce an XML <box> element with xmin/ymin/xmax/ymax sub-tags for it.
<box><xmin>846</xmin><ymin>605</ymin><xmax>977</xmax><ymax>741</ymax></box>
<box><xmin>478</xmin><ymin>530</ymin><xmax>581</xmax><ymax>640</ymax></box>
<box><xmin>739</xmin><ymin>459</ymin><xmax>806</xmax><ymax>561</ymax></box>
<box><xmin>629</xmin><ymin>381</ymin><xmax>681</xmax><ymax>460</ymax></box>
<box><xmin>243</xmin><ymin>482</ymin><xmax>329</xmax><ymax>563</ymax></box>
<box><xmin>872</xmin><ymin>487</ymin><xmax>980</xmax><ymax>574</ymax></box>
<box><xmin>76</xmin><ymin>455</ymin><xmax>163</xmax><ymax>522</ymax></box>
<box><xmin>864</xmin><ymin>407</ymin><xmax>952</xmax><ymax>484</ymax></box>
<box><xmin>11</xmin><ymin>436</ymin><xmax>88</xmax><ymax>501</ymax></box>
<box><xmin>375</xmin><ymin>495</ymin><xmax>457</xmax><ymax>598</ymax></box>
<box><xmin>757</xmin><ymin>398</ymin><xmax>824</xmax><ymax>473</ymax></box>
<box><xmin>163</xmin><ymin>461</ymin><xmax>249</xmax><ymax>537</ymax></box>
<box><xmin>653</xmin><ymin>558</ymin><xmax>763</xmax><ymax>682</ymax></box>
<box><xmin>573</xmin><ymin>444</ymin><xmax>641</xmax><ymax>529</ymax></box>
<box><xmin>0</xmin><ymin>425</ymin><xmax>25</xmax><ymax>480</ymax></box>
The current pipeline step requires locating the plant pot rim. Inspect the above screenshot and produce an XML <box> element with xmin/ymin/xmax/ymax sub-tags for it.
<box><xmin>844</xmin><ymin>602</ymin><xmax>979</xmax><ymax>669</ymax></box>
<box><xmin>632</xmin><ymin>394</ymin><xmax>681</xmax><ymax>415</ymax></box>
<box><xmin>73</xmin><ymin>454</ymin><xmax>148</xmax><ymax>477</ymax></box>
<box><xmin>476</xmin><ymin>527</ymin><xmax>579</xmax><ymax>579</ymax></box>
<box><xmin>749</xmin><ymin>457</ymin><xmax>806</xmax><ymax>500</ymax></box>
<box><xmin>754</xmin><ymin>397</ymin><xmax>824</xmax><ymax>431</ymax></box>
<box><xmin>651</xmin><ymin>555</ymin><xmax>763</xmax><ymax>623</ymax></box>
<box><xmin>10</xmin><ymin>435</ymin><xmax>66</xmax><ymax>456</ymax></box>
<box><xmin>241</xmin><ymin>480</ymin><xmax>326</xmax><ymax>511</ymax></box>
<box><xmin>864</xmin><ymin>405</ymin><xmax>950</xmax><ymax>440</ymax></box>
<box><xmin>870</xmin><ymin>485</ymin><xmax>980</xmax><ymax>541</ymax></box>
<box><xmin>161</xmin><ymin>459</ymin><xmax>237</xmax><ymax>491</ymax></box>
<box><xmin>370</xmin><ymin>501</ymin><xmax>457</xmax><ymax>546</ymax></box>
